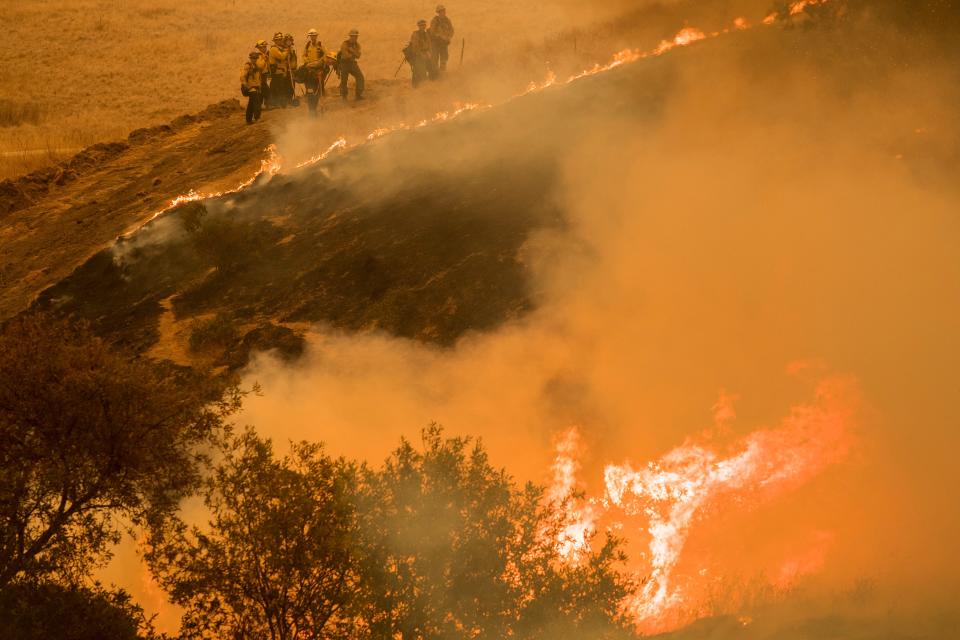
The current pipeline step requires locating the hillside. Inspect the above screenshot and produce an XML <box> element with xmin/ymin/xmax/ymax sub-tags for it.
<box><xmin>3</xmin><ymin>1</ymin><xmax>960</xmax><ymax>637</ymax></box>
<box><xmin>5</xmin><ymin>4</ymin><xmax>958</xmax><ymax>375</ymax></box>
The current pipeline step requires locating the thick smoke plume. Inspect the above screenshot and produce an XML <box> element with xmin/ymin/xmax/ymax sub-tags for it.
<box><xmin>92</xmin><ymin>1</ymin><xmax>960</xmax><ymax>634</ymax></box>
<box><xmin>234</xmin><ymin>3</ymin><xmax>960</xmax><ymax>634</ymax></box>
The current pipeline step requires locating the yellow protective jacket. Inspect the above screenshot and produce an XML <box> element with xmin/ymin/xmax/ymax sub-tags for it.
<box><xmin>255</xmin><ymin>51</ymin><xmax>268</xmax><ymax>74</ymax></box>
<box><xmin>409</xmin><ymin>30</ymin><xmax>433</xmax><ymax>58</ymax></box>
<box><xmin>241</xmin><ymin>61</ymin><xmax>263</xmax><ymax>89</ymax></box>
<box><xmin>303</xmin><ymin>40</ymin><xmax>326</xmax><ymax>66</ymax></box>
<box><xmin>268</xmin><ymin>44</ymin><xmax>290</xmax><ymax>75</ymax></box>
<box><xmin>340</xmin><ymin>39</ymin><xmax>361</xmax><ymax>62</ymax></box>
<box><xmin>429</xmin><ymin>15</ymin><xmax>454</xmax><ymax>42</ymax></box>
<box><xmin>288</xmin><ymin>46</ymin><xmax>298</xmax><ymax>71</ymax></box>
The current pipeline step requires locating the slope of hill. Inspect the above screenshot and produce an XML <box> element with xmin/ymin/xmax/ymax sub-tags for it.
<box><xmin>9</xmin><ymin>4</ymin><xmax>958</xmax><ymax>373</ymax></box>
<box><xmin>29</xmin><ymin>49</ymin><xmax>676</xmax><ymax>366</ymax></box>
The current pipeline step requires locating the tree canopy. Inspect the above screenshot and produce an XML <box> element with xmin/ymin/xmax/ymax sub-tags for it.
<box><xmin>0</xmin><ymin>313</ymin><xmax>239</xmax><ymax>588</ymax></box>
<box><xmin>149</xmin><ymin>426</ymin><xmax>636</xmax><ymax>640</ymax></box>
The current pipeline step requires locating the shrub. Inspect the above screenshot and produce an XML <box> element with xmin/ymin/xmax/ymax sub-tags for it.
<box><xmin>188</xmin><ymin>313</ymin><xmax>240</xmax><ymax>354</ymax></box>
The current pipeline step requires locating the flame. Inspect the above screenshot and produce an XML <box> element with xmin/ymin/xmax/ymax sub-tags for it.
<box><xmin>547</xmin><ymin>373</ymin><xmax>859</xmax><ymax>634</ymax></box>
<box><xmin>295</xmin><ymin>137</ymin><xmax>347</xmax><ymax>168</ymax></box>
<box><xmin>293</xmin><ymin>103</ymin><xmax>489</xmax><ymax>169</ymax></box>
<box><xmin>654</xmin><ymin>27</ymin><xmax>707</xmax><ymax>55</ymax></box>
<box><xmin>547</xmin><ymin>427</ymin><xmax>597</xmax><ymax>562</ymax></box>
<box><xmin>128</xmin><ymin>144</ymin><xmax>282</xmax><ymax>236</ymax></box>
<box><xmin>140</xmin><ymin>3</ymin><xmax>832</xmax><ymax>236</ymax></box>
<box><xmin>790</xmin><ymin>0</ymin><xmax>830</xmax><ymax>16</ymax></box>
<box><xmin>525</xmin><ymin>69</ymin><xmax>558</xmax><ymax>94</ymax></box>
<box><xmin>287</xmin><ymin>11</ymin><xmax>792</xmax><ymax>174</ymax></box>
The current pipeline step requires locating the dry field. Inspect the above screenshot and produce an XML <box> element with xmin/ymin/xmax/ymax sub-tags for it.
<box><xmin>0</xmin><ymin>0</ymin><xmax>614</xmax><ymax>180</ymax></box>
<box><xmin>0</xmin><ymin>0</ymin><xmax>786</xmax><ymax>180</ymax></box>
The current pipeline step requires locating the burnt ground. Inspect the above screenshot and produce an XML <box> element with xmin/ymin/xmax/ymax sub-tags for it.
<box><xmin>30</xmin><ymin>55</ymin><xmax>674</xmax><ymax>367</ymax></box>
<box><xmin>0</xmin><ymin>99</ymin><xmax>272</xmax><ymax>319</ymax></box>
<box><xmin>0</xmin><ymin>0</ymin><xmax>712</xmax><ymax>330</ymax></box>
<box><xmin>13</xmin><ymin>7</ymin><xmax>954</xmax><ymax>372</ymax></box>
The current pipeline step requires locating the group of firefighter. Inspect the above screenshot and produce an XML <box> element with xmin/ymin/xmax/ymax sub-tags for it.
<box><xmin>240</xmin><ymin>5</ymin><xmax>455</xmax><ymax>124</ymax></box>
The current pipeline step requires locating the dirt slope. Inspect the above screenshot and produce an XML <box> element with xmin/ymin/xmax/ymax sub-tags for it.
<box><xmin>0</xmin><ymin>77</ymin><xmax>420</xmax><ymax>323</ymax></box>
<box><xmin>24</xmin><ymin>43</ymin><xmax>677</xmax><ymax>368</ymax></box>
<box><xmin>0</xmin><ymin>100</ymin><xmax>270</xmax><ymax>321</ymax></box>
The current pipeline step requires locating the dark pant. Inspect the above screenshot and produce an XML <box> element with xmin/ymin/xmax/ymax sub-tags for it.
<box><xmin>339</xmin><ymin>60</ymin><xmax>364</xmax><ymax>99</ymax></box>
<box><xmin>261</xmin><ymin>76</ymin><xmax>272</xmax><ymax>107</ymax></box>
<box><xmin>245</xmin><ymin>90</ymin><xmax>262</xmax><ymax>123</ymax></box>
<box><xmin>270</xmin><ymin>73</ymin><xmax>291</xmax><ymax>107</ymax></box>
<box><xmin>411</xmin><ymin>57</ymin><xmax>429</xmax><ymax>87</ymax></box>
<box><xmin>432</xmin><ymin>38</ymin><xmax>450</xmax><ymax>72</ymax></box>
<box><xmin>303</xmin><ymin>66</ymin><xmax>322</xmax><ymax>113</ymax></box>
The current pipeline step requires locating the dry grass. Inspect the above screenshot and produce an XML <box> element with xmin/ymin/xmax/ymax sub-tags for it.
<box><xmin>0</xmin><ymin>0</ymin><xmax>606</xmax><ymax>180</ymax></box>
<box><xmin>0</xmin><ymin>100</ymin><xmax>45</xmax><ymax>127</ymax></box>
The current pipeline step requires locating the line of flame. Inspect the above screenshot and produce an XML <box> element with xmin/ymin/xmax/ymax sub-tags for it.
<box><xmin>288</xmin><ymin>0</ymin><xmax>829</xmax><ymax>171</ymax></box>
<box><xmin>128</xmin><ymin>144</ymin><xmax>282</xmax><ymax>237</ymax></box>
<box><xmin>135</xmin><ymin>0</ymin><xmax>825</xmax><ymax>234</ymax></box>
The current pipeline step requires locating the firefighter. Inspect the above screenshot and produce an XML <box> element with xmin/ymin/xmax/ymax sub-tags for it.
<box><xmin>339</xmin><ymin>29</ymin><xmax>364</xmax><ymax>100</ymax></box>
<box><xmin>407</xmin><ymin>20</ymin><xmax>435</xmax><ymax>88</ymax></box>
<box><xmin>240</xmin><ymin>51</ymin><xmax>264</xmax><ymax>124</ymax></box>
<box><xmin>268</xmin><ymin>32</ymin><xmax>292</xmax><ymax>108</ymax></box>
<box><xmin>284</xmin><ymin>34</ymin><xmax>299</xmax><ymax>105</ymax></box>
<box><xmin>429</xmin><ymin>4</ymin><xmax>455</xmax><ymax>74</ymax></box>
<box><xmin>255</xmin><ymin>39</ymin><xmax>271</xmax><ymax>108</ymax></box>
<box><xmin>302</xmin><ymin>28</ymin><xmax>327</xmax><ymax>114</ymax></box>
<box><xmin>286</xmin><ymin>34</ymin><xmax>299</xmax><ymax>70</ymax></box>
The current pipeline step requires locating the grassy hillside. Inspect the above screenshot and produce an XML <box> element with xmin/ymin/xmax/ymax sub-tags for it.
<box><xmin>0</xmin><ymin>0</ymin><xmax>595</xmax><ymax>179</ymax></box>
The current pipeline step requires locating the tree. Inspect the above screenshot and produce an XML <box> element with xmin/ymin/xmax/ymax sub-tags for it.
<box><xmin>353</xmin><ymin>425</ymin><xmax>636</xmax><ymax>640</ymax></box>
<box><xmin>147</xmin><ymin>429</ymin><xmax>360</xmax><ymax>640</ymax></box>
<box><xmin>0</xmin><ymin>313</ymin><xmax>239</xmax><ymax>588</ymax></box>
<box><xmin>0</xmin><ymin>581</ymin><xmax>157</xmax><ymax>640</ymax></box>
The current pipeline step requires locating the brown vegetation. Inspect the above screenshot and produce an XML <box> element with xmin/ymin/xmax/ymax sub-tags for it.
<box><xmin>0</xmin><ymin>0</ymin><xmax>604</xmax><ymax>180</ymax></box>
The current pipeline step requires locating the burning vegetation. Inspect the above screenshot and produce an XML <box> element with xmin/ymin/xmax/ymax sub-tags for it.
<box><xmin>2</xmin><ymin>0</ymin><xmax>960</xmax><ymax>638</ymax></box>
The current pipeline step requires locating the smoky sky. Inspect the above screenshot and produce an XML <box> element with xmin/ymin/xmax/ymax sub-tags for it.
<box><xmin>97</xmin><ymin>1</ymin><xmax>960</xmax><ymax>633</ymax></box>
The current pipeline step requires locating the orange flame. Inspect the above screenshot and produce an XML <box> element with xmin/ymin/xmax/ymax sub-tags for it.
<box><xmin>790</xmin><ymin>0</ymin><xmax>829</xmax><ymax>16</ymax></box>
<box><xmin>547</xmin><ymin>427</ymin><xmax>597</xmax><ymax>562</ymax></box>
<box><xmin>547</xmin><ymin>374</ymin><xmax>859</xmax><ymax>634</ymax></box>
<box><xmin>126</xmin><ymin>144</ymin><xmax>282</xmax><ymax>237</ymax></box>
<box><xmin>140</xmin><ymin>4</ymin><xmax>830</xmax><ymax>237</ymax></box>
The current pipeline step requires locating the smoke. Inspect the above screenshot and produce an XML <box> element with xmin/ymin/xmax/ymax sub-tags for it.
<box><xmin>233</xmin><ymin>2</ymin><xmax>960</xmax><ymax>633</ymax></box>
<box><xmin>80</xmin><ymin>1</ymin><xmax>960</xmax><ymax>634</ymax></box>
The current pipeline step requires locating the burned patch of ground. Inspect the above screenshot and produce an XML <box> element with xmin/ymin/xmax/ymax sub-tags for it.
<box><xmin>32</xmin><ymin>54</ymin><xmax>674</xmax><ymax>364</ymax></box>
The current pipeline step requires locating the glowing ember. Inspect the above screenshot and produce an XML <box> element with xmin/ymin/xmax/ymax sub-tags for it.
<box><xmin>548</xmin><ymin>374</ymin><xmax>859</xmax><ymax>634</ymax></box>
